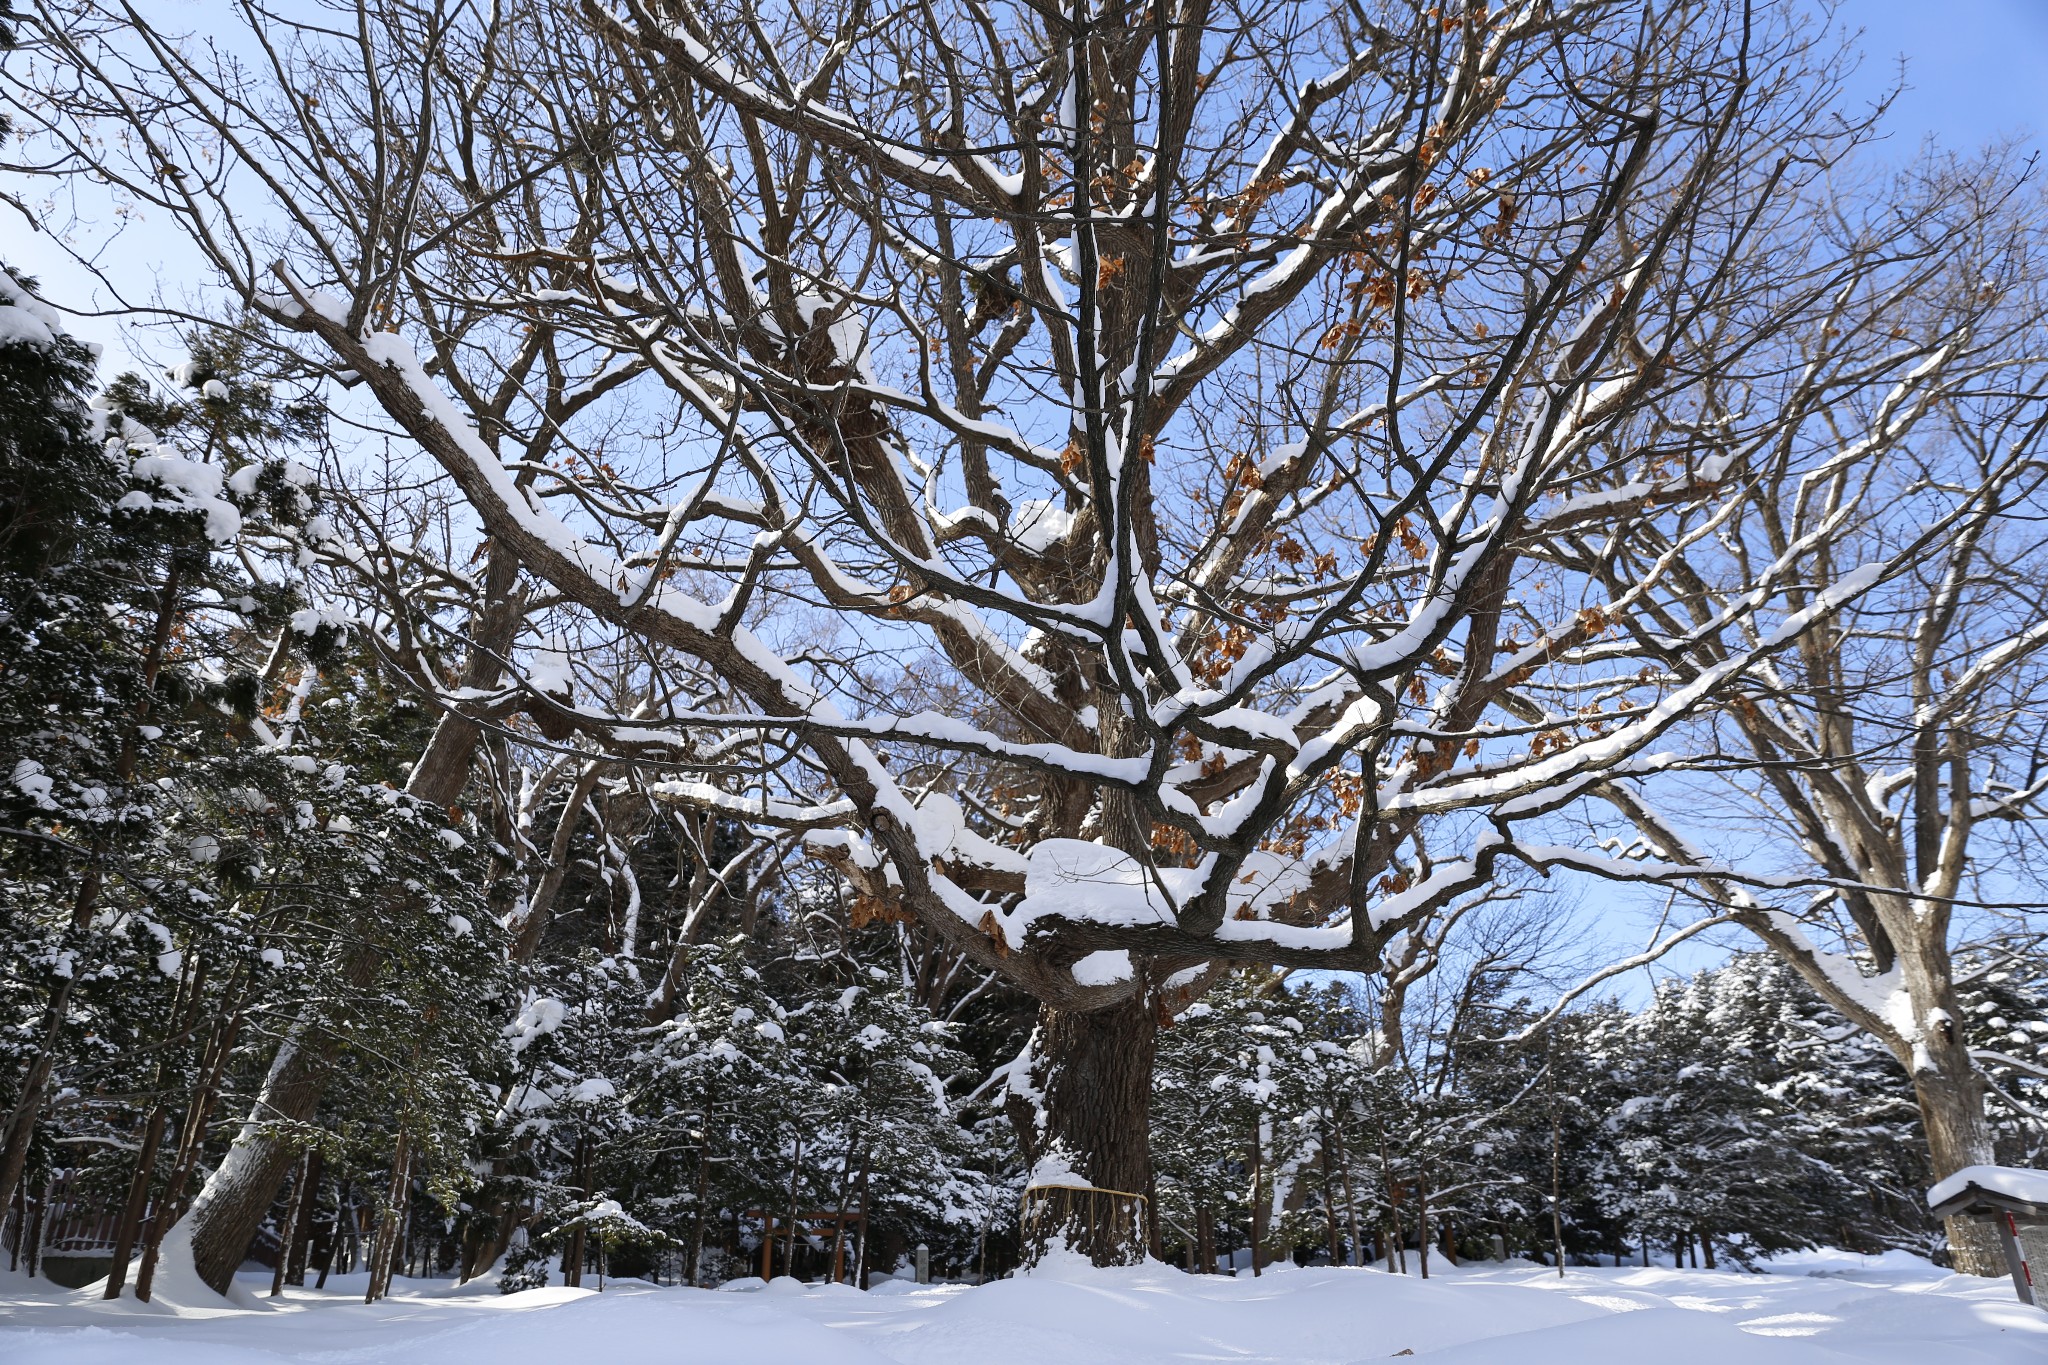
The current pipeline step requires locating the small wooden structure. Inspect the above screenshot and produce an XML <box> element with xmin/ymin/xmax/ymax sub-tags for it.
<box><xmin>3</xmin><ymin>1172</ymin><xmax>132</xmax><ymax>1288</ymax></box>
<box><xmin>1927</xmin><ymin>1165</ymin><xmax>2048</xmax><ymax>1307</ymax></box>
<box><xmin>744</xmin><ymin>1207</ymin><xmax>867</xmax><ymax>1284</ymax></box>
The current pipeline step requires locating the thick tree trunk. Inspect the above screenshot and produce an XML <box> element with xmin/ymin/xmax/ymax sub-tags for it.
<box><xmin>1746</xmin><ymin>906</ymin><xmax>2009</xmax><ymax>1277</ymax></box>
<box><xmin>1891</xmin><ymin>934</ymin><xmax>2006</xmax><ymax>1278</ymax></box>
<box><xmin>1012</xmin><ymin>991</ymin><xmax>1157</xmax><ymax>1266</ymax></box>
<box><xmin>1915</xmin><ymin>1066</ymin><xmax>2005</xmax><ymax>1276</ymax></box>
<box><xmin>185</xmin><ymin>1032</ymin><xmax>333</xmax><ymax>1292</ymax></box>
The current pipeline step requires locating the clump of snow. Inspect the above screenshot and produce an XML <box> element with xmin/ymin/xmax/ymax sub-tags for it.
<box><xmin>11</xmin><ymin>759</ymin><xmax>57</xmax><ymax>811</ymax></box>
<box><xmin>121</xmin><ymin>451</ymin><xmax>244</xmax><ymax>544</ymax></box>
<box><xmin>996</xmin><ymin>839</ymin><xmax>1187</xmax><ymax>945</ymax></box>
<box><xmin>1069</xmin><ymin>950</ymin><xmax>1133</xmax><ymax>986</ymax></box>
<box><xmin>289</xmin><ymin>607</ymin><xmax>347</xmax><ymax>638</ymax></box>
<box><xmin>565</xmin><ymin>1077</ymin><xmax>616</xmax><ymax>1104</ymax></box>
<box><xmin>1011</xmin><ymin>498</ymin><xmax>1075</xmax><ymax>553</ymax></box>
<box><xmin>527</xmin><ymin>635</ymin><xmax>576</xmax><ymax>699</ymax></box>
<box><xmin>1025</xmin><ymin>1149</ymin><xmax>1083</xmax><ymax>1189</ymax></box>
<box><xmin>504</xmin><ymin>995</ymin><xmax>568</xmax><ymax>1053</ymax></box>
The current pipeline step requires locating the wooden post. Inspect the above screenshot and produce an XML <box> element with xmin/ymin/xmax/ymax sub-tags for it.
<box><xmin>783</xmin><ymin>1135</ymin><xmax>804</xmax><ymax>1280</ymax></box>
<box><xmin>26</xmin><ymin>1177</ymin><xmax>49</xmax><ymax>1279</ymax></box>
<box><xmin>1338</xmin><ymin>1135</ymin><xmax>1364</xmax><ymax>1267</ymax></box>
<box><xmin>1146</xmin><ymin>1168</ymin><xmax>1162</xmax><ymax>1262</ymax></box>
<box><xmin>315</xmin><ymin>1199</ymin><xmax>338</xmax><ymax>1288</ymax></box>
<box><xmin>1997</xmin><ymin>1212</ymin><xmax>2036</xmax><ymax>1306</ymax></box>
<box><xmin>1547</xmin><ymin>1036</ymin><xmax>1565</xmax><ymax>1279</ymax></box>
<box><xmin>855</xmin><ymin>1162</ymin><xmax>871</xmax><ymax>1289</ymax></box>
<box><xmin>8</xmin><ymin>1180</ymin><xmax>24</xmax><ymax>1272</ymax></box>
<box><xmin>828</xmin><ymin>1143</ymin><xmax>857</xmax><ymax>1286</ymax></box>
<box><xmin>1416</xmin><ymin>1174</ymin><xmax>1431</xmax><ymax>1280</ymax></box>
<box><xmin>1320</xmin><ymin>1124</ymin><xmax>1341</xmax><ymax>1266</ymax></box>
<box><xmin>688</xmin><ymin>1147</ymin><xmax>709</xmax><ymax>1287</ymax></box>
<box><xmin>1248</xmin><ymin>1120</ymin><xmax>1264</xmax><ymax>1277</ymax></box>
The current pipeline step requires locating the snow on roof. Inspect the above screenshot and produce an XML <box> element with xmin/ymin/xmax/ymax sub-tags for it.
<box><xmin>1926</xmin><ymin>1164</ymin><xmax>2048</xmax><ymax>1214</ymax></box>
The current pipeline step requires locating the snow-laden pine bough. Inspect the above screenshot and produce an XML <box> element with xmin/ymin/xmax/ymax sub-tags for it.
<box><xmin>13</xmin><ymin>0</ymin><xmax>2046</xmax><ymax>1273</ymax></box>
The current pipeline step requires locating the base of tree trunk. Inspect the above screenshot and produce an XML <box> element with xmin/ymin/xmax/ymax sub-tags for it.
<box><xmin>188</xmin><ymin>1039</ymin><xmax>331</xmax><ymax>1293</ymax></box>
<box><xmin>1009</xmin><ymin>991</ymin><xmax>1157</xmax><ymax>1268</ymax></box>
<box><xmin>1944</xmin><ymin>1214</ymin><xmax>2009</xmax><ymax>1278</ymax></box>
<box><xmin>1020</xmin><ymin>1184</ymin><xmax>1148</xmax><ymax>1266</ymax></box>
<box><xmin>1913</xmin><ymin>1067</ymin><xmax>2008</xmax><ymax>1279</ymax></box>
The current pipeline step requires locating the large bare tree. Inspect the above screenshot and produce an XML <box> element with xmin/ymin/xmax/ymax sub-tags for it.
<box><xmin>12</xmin><ymin>0</ymin><xmax>2041</xmax><ymax>1272</ymax></box>
<box><xmin>1584</xmin><ymin>220</ymin><xmax>2048</xmax><ymax>1273</ymax></box>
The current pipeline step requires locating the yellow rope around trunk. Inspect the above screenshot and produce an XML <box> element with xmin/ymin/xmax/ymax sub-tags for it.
<box><xmin>1019</xmin><ymin>1183</ymin><xmax>1149</xmax><ymax>1246</ymax></box>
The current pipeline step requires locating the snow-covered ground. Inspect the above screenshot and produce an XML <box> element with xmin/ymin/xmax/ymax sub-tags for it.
<box><xmin>2</xmin><ymin>1248</ymin><xmax>2041</xmax><ymax>1364</ymax></box>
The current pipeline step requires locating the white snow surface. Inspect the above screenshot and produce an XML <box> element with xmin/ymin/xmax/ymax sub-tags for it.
<box><xmin>1928</xmin><ymin>1163</ymin><xmax>2048</xmax><ymax>1210</ymax></box>
<box><xmin>3</xmin><ymin>1249</ymin><xmax>2040</xmax><ymax>1364</ymax></box>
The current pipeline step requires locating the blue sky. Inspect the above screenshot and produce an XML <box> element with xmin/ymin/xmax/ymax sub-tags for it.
<box><xmin>1838</xmin><ymin>0</ymin><xmax>2048</xmax><ymax>149</ymax></box>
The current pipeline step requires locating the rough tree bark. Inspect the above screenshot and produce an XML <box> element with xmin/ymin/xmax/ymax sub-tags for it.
<box><xmin>1899</xmin><ymin>945</ymin><xmax>2004</xmax><ymax>1276</ymax></box>
<box><xmin>1012</xmin><ymin>992</ymin><xmax>1159</xmax><ymax>1266</ymax></box>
